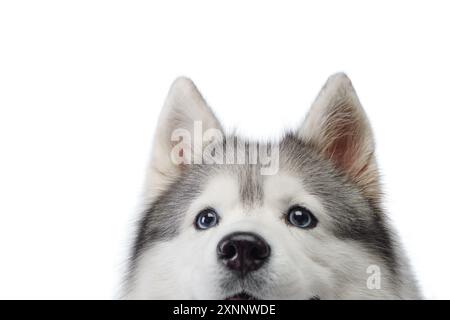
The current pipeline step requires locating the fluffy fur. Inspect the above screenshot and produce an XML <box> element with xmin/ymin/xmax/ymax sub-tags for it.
<box><xmin>125</xmin><ymin>73</ymin><xmax>421</xmax><ymax>299</ymax></box>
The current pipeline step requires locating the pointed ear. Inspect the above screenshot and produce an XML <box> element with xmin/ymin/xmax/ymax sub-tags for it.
<box><xmin>146</xmin><ymin>77</ymin><xmax>223</xmax><ymax>198</ymax></box>
<box><xmin>298</xmin><ymin>73</ymin><xmax>380</xmax><ymax>201</ymax></box>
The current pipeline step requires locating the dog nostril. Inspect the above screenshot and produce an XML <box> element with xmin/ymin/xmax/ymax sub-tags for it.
<box><xmin>250</xmin><ymin>243</ymin><xmax>269</xmax><ymax>260</ymax></box>
<box><xmin>217</xmin><ymin>232</ymin><xmax>271</xmax><ymax>276</ymax></box>
<box><xmin>219</xmin><ymin>240</ymin><xmax>237</xmax><ymax>260</ymax></box>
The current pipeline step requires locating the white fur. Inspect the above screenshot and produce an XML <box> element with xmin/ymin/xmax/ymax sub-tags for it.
<box><xmin>127</xmin><ymin>74</ymin><xmax>420</xmax><ymax>300</ymax></box>
<box><xmin>145</xmin><ymin>77</ymin><xmax>222</xmax><ymax>202</ymax></box>
<box><xmin>128</xmin><ymin>171</ymin><xmax>412</xmax><ymax>299</ymax></box>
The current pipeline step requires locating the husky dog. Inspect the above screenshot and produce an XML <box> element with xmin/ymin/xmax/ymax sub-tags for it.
<box><xmin>125</xmin><ymin>73</ymin><xmax>421</xmax><ymax>299</ymax></box>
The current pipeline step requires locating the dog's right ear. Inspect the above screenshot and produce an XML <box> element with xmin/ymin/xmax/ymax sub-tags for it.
<box><xmin>297</xmin><ymin>73</ymin><xmax>380</xmax><ymax>202</ymax></box>
<box><xmin>145</xmin><ymin>77</ymin><xmax>223</xmax><ymax>198</ymax></box>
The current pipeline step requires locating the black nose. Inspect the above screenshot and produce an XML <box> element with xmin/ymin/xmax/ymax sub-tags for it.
<box><xmin>217</xmin><ymin>232</ymin><xmax>270</xmax><ymax>276</ymax></box>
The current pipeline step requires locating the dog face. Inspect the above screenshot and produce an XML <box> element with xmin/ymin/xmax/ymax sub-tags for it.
<box><xmin>126</xmin><ymin>74</ymin><xmax>420</xmax><ymax>299</ymax></box>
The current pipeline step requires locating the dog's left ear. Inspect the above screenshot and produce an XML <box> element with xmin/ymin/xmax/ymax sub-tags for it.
<box><xmin>146</xmin><ymin>77</ymin><xmax>223</xmax><ymax>199</ymax></box>
<box><xmin>298</xmin><ymin>73</ymin><xmax>380</xmax><ymax>201</ymax></box>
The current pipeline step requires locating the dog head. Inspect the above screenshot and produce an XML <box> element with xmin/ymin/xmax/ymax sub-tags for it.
<box><xmin>125</xmin><ymin>74</ymin><xmax>419</xmax><ymax>299</ymax></box>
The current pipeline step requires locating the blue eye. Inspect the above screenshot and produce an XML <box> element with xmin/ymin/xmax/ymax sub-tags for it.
<box><xmin>195</xmin><ymin>208</ymin><xmax>219</xmax><ymax>230</ymax></box>
<box><xmin>287</xmin><ymin>206</ymin><xmax>317</xmax><ymax>229</ymax></box>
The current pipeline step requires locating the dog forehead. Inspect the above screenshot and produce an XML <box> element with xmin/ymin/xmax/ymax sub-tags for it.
<box><xmin>195</xmin><ymin>165</ymin><xmax>264</xmax><ymax>209</ymax></box>
<box><xmin>196</xmin><ymin>164</ymin><xmax>313</xmax><ymax>211</ymax></box>
<box><xmin>194</xmin><ymin>138</ymin><xmax>314</xmax><ymax>209</ymax></box>
<box><xmin>197</xmin><ymin>138</ymin><xmax>307</xmax><ymax>206</ymax></box>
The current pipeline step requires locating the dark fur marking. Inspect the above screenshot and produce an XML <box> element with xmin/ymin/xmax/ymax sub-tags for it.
<box><xmin>281</xmin><ymin>133</ymin><xmax>398</xmax><ymax>276</ymax></box>
<box><xmin>132</xmin><ymin>133</ymin><xmax>398</xmax><ymax>279</ymax></box>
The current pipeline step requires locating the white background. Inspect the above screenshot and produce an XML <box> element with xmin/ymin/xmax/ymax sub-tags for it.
<box><xmin>1</xmin><ymin>1</ymin><xmax>449</xmax><ymax>299</ymax></box>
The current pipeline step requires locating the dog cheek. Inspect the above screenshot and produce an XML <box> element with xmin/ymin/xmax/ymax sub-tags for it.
<box><xmin>268</xmin><ymin>231</ymin><xmax>332</xmax><ymax>298</ymax></box>
<box><xmin>187</xmin><ymin>232</ymin><xmax>224</xmax><ymax>299</ymax></box>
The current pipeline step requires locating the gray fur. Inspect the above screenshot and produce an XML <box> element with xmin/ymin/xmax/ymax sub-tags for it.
<box><xmin>127</xmin><ymin>74</ymin><xmax>421</xmax><ymax>299</ymax></box>
<box><xmin>133</xmin><ymin>134</ymin><xmax>396</xmax><ymax>274</ymax></box>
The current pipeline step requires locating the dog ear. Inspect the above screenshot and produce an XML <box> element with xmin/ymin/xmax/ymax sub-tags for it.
<box><xmin>146</xmin><ymin>77</ymin><xmax>223</xmax><ymax>198</ymax></box>
<box><xmin>298</xmin><ymin>73</ymin><xmax>380</xmax><ymax>201</ymax></box>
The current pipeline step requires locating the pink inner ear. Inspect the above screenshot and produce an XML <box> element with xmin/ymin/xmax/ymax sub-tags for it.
<box><xmin>326</xmin><ymin>135</ymin><xmax>353</xmax><ymax>171</ymax></box>
<box><xmin>323</xmin><ymin>119</ymin><xmax>363</xmax><ymax>178</ymax></box>
<box><xmin>178</xmin><ymin>147</ymin><xmax>188</xmax><ymax>166</ymax></box>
